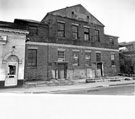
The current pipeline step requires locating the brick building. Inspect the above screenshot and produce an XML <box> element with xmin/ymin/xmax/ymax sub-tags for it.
<box><xmin>39</xmin><ymin>4</ymin><xmax>119</xmax><ymax>80</ymax></box>
<box><xmin>7</xmin><ymin>4</ymin><xmax>119</xmax><ymax>81</ymax></box>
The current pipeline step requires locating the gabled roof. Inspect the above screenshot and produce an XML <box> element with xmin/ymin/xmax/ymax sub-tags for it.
<box><xmin>42</xmin><ymin>4</ymin><xmax>104</xmax><ymax>26</ymax></box>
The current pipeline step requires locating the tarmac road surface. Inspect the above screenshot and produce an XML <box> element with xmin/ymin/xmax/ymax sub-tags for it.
<box><xmin>52</xmin><ymin>84</ymin><xmax>135</xmax><ymax>95</ymax></box>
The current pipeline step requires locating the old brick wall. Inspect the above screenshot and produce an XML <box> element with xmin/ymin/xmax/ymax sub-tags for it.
<box><xmin>24</xmin><ymin>44</ymin><xmax>48</xmax><ymax>81</ymax></box>
<box><xmin>47</xmin><ymin>44</ymin><xmax>119</xmax><ymax>79</ymax></box>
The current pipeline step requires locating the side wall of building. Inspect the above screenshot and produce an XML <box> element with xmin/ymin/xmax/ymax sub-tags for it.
<box><xmin>24</xmin><ymin>44</ymin><xmax>48</xmax><ymax>81</ymax></box>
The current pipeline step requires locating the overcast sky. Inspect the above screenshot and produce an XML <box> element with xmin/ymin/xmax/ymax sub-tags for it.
<box><xmin>0</xmin><ymin>0</ymin><xmax>135</xmax><ymax>42</ymax></box>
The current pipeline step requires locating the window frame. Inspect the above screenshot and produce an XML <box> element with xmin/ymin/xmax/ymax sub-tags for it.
<box><xmin>94</xmin><ymin>29</ymin><xmax>100</xmax><ymax>42</ymax></box>
<box><xmin>111</xmin><ymin>54</ymin><xmax>115</xmax><ymax>66</ymax></box>
<box><xmin>72</xmin><ymin>51</ymin><xmax>79</xmax><ymax>66</ymax></box>
<box><xmin>85</xmin><ymin>52</ymin><xmax>91</xmax><ymax>66</ymax></box>
<box><xmin>84</xmin><ymin>27</ymin><xmax>90</xmax><ymax>41</ymax></box>
<box><xmin>96</xmin><ymin>52</ymin><xmax>101</xmax><ymax>62</ymax></box>
<box><xmin>57</xmin><ymin>22</ymin><xmax>65</xmax><ymax>38</ymax></box>
<box><xmin>57</xmin><ymin>50</ymin><xmax>65</xmax><ymax>61</ymax></box>
<box><xmin>72</xmin><ymin>25</ymin><xmax>79</xmax><ymax>40</ymax></box>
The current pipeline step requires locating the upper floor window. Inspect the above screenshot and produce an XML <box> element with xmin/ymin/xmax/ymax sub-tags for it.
<box><xmin>57</xmin><ymin>22</ymin><xmax>65</xmax><ymax>37</ymax></box>
<box><xmin>58</xmin><ymin>50</ymin><xmax>65</xmax><ymax>61</ymax></box>
<box><xmin>94</xmin><ymin>29</ymin><xmax>100</xmax><ymax>42</ymax></box>
<box><xmin>109</xmin><ymin>38</ymin><xmax>114</xmax><ymax>45</ymax></box>
<box><xmin>85</xmin><ymin>52</ymin><xmax>91</xmax><ymax>66</ymax></box>
<box><xmin>72</xmin><ymin>51</ymin><xmax>79</xmax><ymax>66</ymax></box>
<box><xmin>96</xmin><ymin>52</ymin><xmax>101</xmax><ymax>62</ymax></box>
<box><xmin>72</xmin><ymin>25</ymin><xmax>78</xmax><ymax>40</ymax></box>
<box><xmin>84</xmin><ymin>27</ymin><xmax>90</xmax><ymax>41</ymax></box>
<box><xmin>27</xmin><ymin>49</ymin><xmax>37</xmax><ymax>67</ymax></box>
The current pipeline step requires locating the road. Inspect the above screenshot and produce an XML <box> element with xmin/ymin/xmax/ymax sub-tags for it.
<box><xmin>52</xmin><ymin>84</ymin><xmax>135</xmax><ymax>95</ymax></box>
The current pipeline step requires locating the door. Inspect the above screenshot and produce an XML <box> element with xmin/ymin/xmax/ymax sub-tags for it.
<box><xmin>5</xmin><ymin>56</ymin><xmax>18</xmax><ymax>87</ymax></box>
<box><xmin>97</xmin><ymin>63</ymin><xmax>103</xmax><ymax>76</ymax></box>
<box><xmin>58</xmin><ymin>63</ymin><xmax>67</xmax><ymax>79</ymax></box>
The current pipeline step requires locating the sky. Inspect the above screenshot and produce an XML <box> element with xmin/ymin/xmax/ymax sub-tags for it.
<box><xmin>0</xmin><ymin>0</ymin><xmax>135</xmax><ymax>43</ymax></box>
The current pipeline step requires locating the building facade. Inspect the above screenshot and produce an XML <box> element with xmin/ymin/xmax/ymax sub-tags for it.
<box><xmin>38</xmin><ymin>4</ymin><xmax>119</xmax><ymax>80</ymax></box>
<box><xmin>0</xmin><ymin>25</ymin><xmax>28</xmax><ymax>87</ymax></box>
<box><xmin>5</xmin><ymin>4</ymin><xmax>119</xmax><ymax>81</ymax></box>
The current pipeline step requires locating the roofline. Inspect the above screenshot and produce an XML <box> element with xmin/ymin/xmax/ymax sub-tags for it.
<box><xmin>0</xmin><ymin>28</ymin><xmax>29</xmax><ymax>34</ymax></box>
<box><xmin>42</xmin><ymin>13</ymin><xmax>104</xmax><ymax>27</ymax></box>
<box><xmin>105</xmin><ymin>34</ymin><xmax>119</xmax><ymax>38</ymax></box>
<box><xmin>43</xmin><ymin>4</ymin><xmax>105</xmax><ymax>27</ymax></box>
<box><xmin>14</xmin><ymin>18</ymin><xmax>48</xmax><ymax>27</ymax></box>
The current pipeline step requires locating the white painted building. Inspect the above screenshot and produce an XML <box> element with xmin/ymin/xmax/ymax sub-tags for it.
<box><xmin>0</xmin><ymin>28</ymin><xmax>28</xmax><ymax>87</ymax></box>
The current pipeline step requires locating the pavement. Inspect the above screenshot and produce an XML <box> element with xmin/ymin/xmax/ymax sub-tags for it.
<box><xmin>0</xmin><ymin>76</ymin><xmax>134</xmax><ymax>94</ymax></box>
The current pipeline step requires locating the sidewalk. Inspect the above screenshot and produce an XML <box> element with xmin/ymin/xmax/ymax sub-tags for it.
<box><xmin>6</xmin><ymin>76</ymin><xmax>135</xmax><ymax>94</ymax></box>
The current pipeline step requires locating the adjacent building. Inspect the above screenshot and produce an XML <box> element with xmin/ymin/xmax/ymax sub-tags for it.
<box><xmin>0</xmin><ymin>21</ymin><xmax>28</xmax><ymax>87</ymax></box>
<box><xmin>119</xmin><ymin>41</ymin><xmax>135</xmax><ymax>75</ymax></box>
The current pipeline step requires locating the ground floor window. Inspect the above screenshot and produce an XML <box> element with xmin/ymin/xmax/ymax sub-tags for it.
<box><xmin>85</xmin><ymin>52</ymin><xmax>91</xmax><ymax>66</ymax></box>
<box><xmin>111</xmin><ymin>54</ymin><xmax>115</xmax><ymax>66</ymax></box>
<box><xmin>72</xmin><ymin>51</ymin><xmax>79</xmax><ymax>66</ymax></box>
<box><xmin>27</xmin><ymin>49</ymin><xmax>37</xmax><ymax>67</ymax></box>
<box><xmin>57</xmin><ymin>50</ymin><xmax>65</xmax><ymax>61</ymax></box>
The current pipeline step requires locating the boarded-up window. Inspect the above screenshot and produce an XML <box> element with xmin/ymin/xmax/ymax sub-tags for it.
<box><xmin>27</xmin><ymin>49</ymin><xmax>37</xmax><ymax>67</ymax></box>
<box><xmin>85</xmin><ymin>52</ymin><xmax>91</xmax><ymax>66</ymax></box>
<box><xmin>72</xmin><ymin>51</ymin><xmax>79</xmax><ymax>66</ymax></box>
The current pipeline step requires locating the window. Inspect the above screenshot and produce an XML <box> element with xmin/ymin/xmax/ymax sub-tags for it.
<box><xmin>58</xmin><ymin>51</ymin><xmax>65</xmax><ymax>61</ymax></box>
<box><xmin>111</xmin><ymin>54</ymin><xmax>115</xmax><ymax>66</ymax></box>
<box><xmin>0</xmin><ymin>35</ymin><xmax>7</xmax><ymax>41</ymax></box>
<box><xmin>72</xmin><ymin>25</ymin><xmax>78</xmax><ymax>40</ymax></box>
<box><xmin>72</xmin><ymin>51</ymin><xmax>79</xmax><ymax>66</ymax></box>
<box><xmin>84</xmin><ymin>27</ymin><xmax>90</xmax><ymax>41</ymax></box>
<box><xmin>96</xmin><ymin>53</ymin><xmax>101</xmax><ymax>62</ymax></box>
<box><xmin>110</xmin><ymin>38</ymin><xmax>114</xmax><ymax>45</ymax></box>
<box><xmin>29</xmin><ymin>26</ymin><xmax>38</xmax><ymax>36</ymax></box>
<box><xmin>58</xmin><ymin>22</ymin><xmax>65</xmax><ymax>37</ymax></box>
<box><xmin>27</xmin><ymin>49</ymin><xmax>37</xmax><ymax>67</ymax></box>
<box><xmin>94</xmin><ymin>29</ymin><xmax>100</xmax><ymax>42</ymax></box>
<box><xmin>85</xmin><ymin>52</ymin><xmax>91</xmax><ymax>66</ymax></box>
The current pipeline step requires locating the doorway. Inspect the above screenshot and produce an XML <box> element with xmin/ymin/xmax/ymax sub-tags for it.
<box><xmin>5</xmin><ymin>55</ymin><xmax>18</xmax><ymax>87</ymax></box>
<box><xmin>58</xmin><ymin>63</ymin><xmax>67</xmax><ymax>79</ymax></box>
<box><xmin>97</xmin><ymin>62</ymin><xmax>103</xmax><ymax>76</ymax></box>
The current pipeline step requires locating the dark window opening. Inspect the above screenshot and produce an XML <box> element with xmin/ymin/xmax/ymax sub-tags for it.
<box><xmin>8</xmin><ymin>65</ymin><xmax>16</xmax><ymax>75</ymax></box>
<box><xmin>72</xmin><ymin>25</ymin><xmax>78</xmax><ymax>40</ymax></box>
<box><xmin>84</xmin><ymin>27</ymin><xmax>90</xmax><ymax>41</ymax></box>
<box><xmin>57</xmin><ymin>22</ymin><xmax>65</xmax><ymax>37</ymax></box>
<box><xmin>94</xmin><ymin>29</ymin><xmax>100</xmax><ymax>42</ymax></box>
